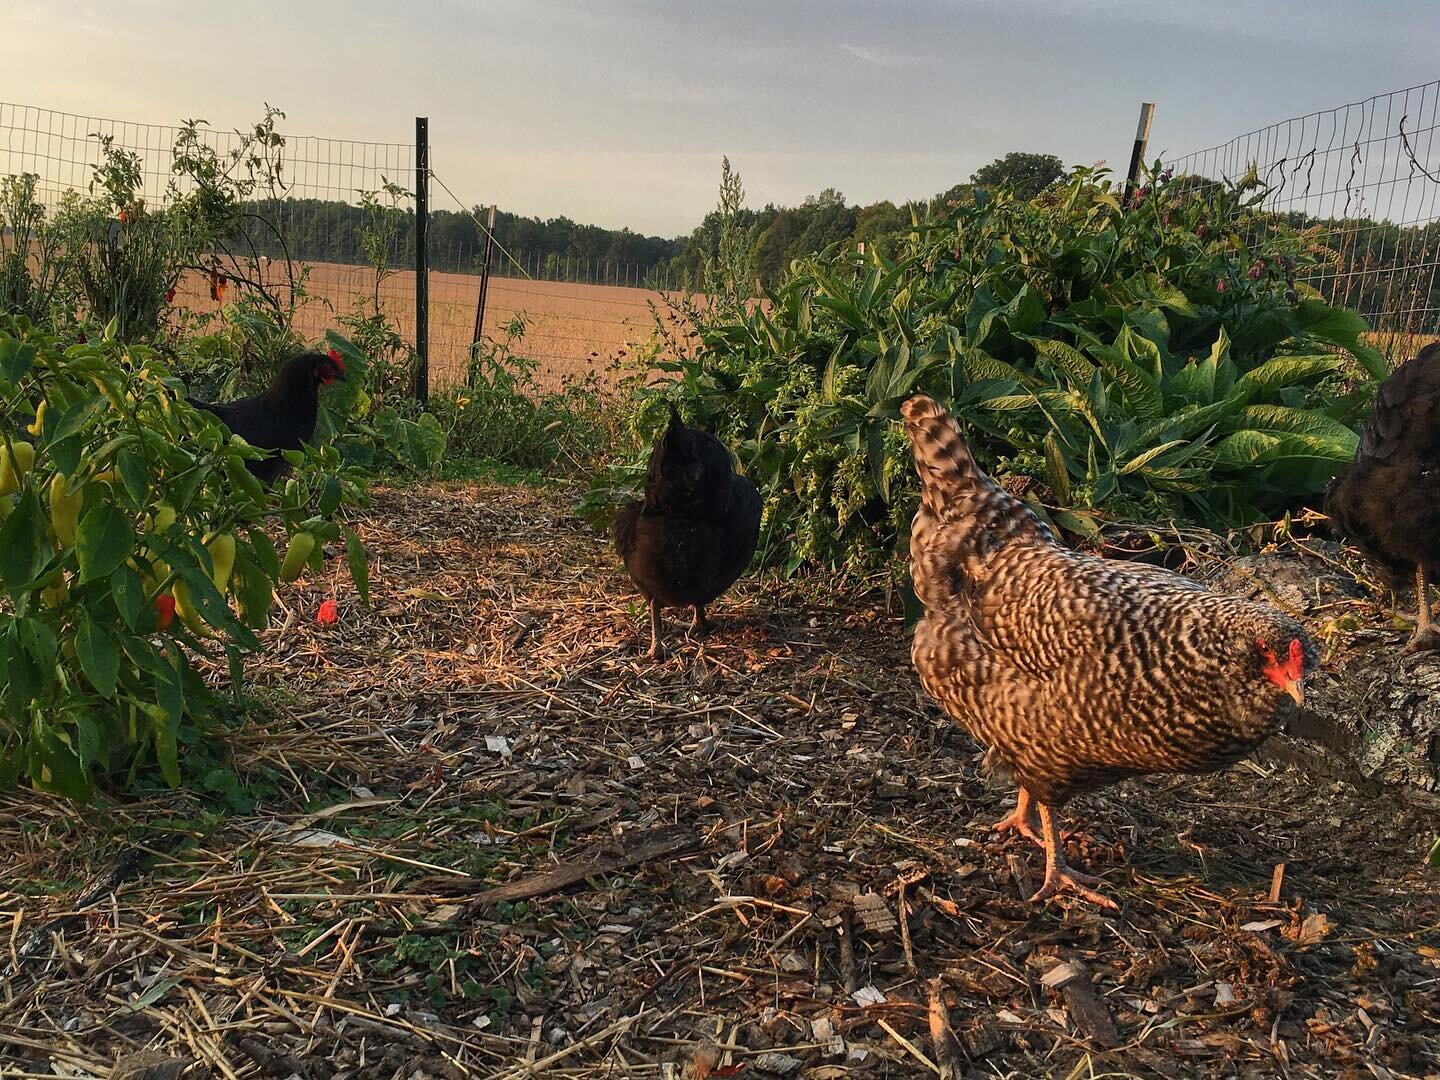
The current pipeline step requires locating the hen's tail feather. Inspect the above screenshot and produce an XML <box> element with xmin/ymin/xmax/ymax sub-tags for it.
<box><xmin>900</xmin><ymin>395</ymin><xmax>998</xmax><ymax>516</ymax></box>
<box><xmin>901</xmin><ymin>395</ymin><xmax>1054</xmax><ymax>567</ymax></box>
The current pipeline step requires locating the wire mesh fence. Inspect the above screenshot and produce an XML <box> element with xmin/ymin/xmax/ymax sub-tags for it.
<box><xmin>0</xmin><ymin>101</ymin><xmax>676</xmax><ymax>392</ymax></box>
<box><xmin>1164</xmin><ymin>80</ymin><xmax>1440</xmax><ymax>356</ymax></box>
<box><xmin>12</xmin><ymin>82</ymin><xmax>1436</xmax><ymax>396</ymax></box>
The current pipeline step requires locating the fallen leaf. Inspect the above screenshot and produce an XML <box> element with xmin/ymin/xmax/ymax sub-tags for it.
<box><xmin>1294</xmin><ymin>912</ymin><xmax>1331</xmax><ymax>946</ymax></box>
<box><xmin>853</xmin><ymin>985</ymin><xmax>887</xmax><ymax>1007</ymax></box>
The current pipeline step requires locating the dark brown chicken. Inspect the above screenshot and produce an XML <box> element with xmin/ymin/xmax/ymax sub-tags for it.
<box><xmin>613</xmin><ymin>405</ymin><xmax>762</xmax><ymax>657</ymax></box>
<box><xmin>1324</xmin><ymin>342</ymin><xmax>1440</xmax><ymax>653</ymax></box>
<box><xmin>902</xmin><ymin>395</ymin><xmax>1316</xmax><ymax>908</ymax></box>
<box><xmin>190</xmin><ymin>350</ymin><xmax>346</xmax><ymax>484</ymax></box>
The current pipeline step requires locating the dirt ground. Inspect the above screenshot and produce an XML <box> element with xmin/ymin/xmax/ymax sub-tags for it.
<box><xmin>2</xmin><ymin>482</ymin><xmax>1437</xmax><ymax>1079</ymax></box>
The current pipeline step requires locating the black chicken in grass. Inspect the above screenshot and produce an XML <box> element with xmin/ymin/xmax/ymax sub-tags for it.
<box><xmin>613</xmin><ymin>405</ymin><xmax>763</xmax><ymax>657</ymax></box>
<box><xmin>1324</xmin><ymin>342</ymin><xmax>1440</xmax><ymax>654</ymax></box>
<box><xmin>190</xmin><ymin>350</ymin><xmax>347</xmax><ymax>484</ymax></box>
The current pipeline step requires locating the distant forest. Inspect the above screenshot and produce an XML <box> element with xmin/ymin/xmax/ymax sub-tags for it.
<box><xmin>233</xmin><ymin>150</ymin><xmax>1438</xmax><ymax>329</ymax></box>
<box><xmin>237</xmin><ymin>152</ymin><xmax>1067</xmax><ymax>290</ymax></box>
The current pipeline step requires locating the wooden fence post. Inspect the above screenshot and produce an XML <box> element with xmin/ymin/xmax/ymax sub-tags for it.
<box><xmin>1124</xmin><ymin>102</ymin><xmax>1156</xmax><ymax>202</ymax></box>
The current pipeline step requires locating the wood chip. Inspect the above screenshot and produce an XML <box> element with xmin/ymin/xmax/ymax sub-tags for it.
<box><xmin>852</xmin><ymin>891</ymin><xmax>898</xmax><ymax>935</ymax></box>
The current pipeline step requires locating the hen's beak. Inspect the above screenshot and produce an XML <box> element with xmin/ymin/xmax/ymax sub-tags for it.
<box><xmin>1283</xmin><ymin>678</ymin><xmax>1304</xmax><ymax>706</ymax></box>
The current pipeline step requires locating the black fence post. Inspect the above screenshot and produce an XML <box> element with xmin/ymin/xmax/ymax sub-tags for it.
<box><xmin>469</xmin><ymin>204</ymin><xmax>497</xmax><ymax>380</ymax></box>
<box><xmin>1124</xmin><ymin>102</ymin><xmax>1156</xmax><ymax>202</ymax></box>
<box><xmin>414</xmin><ymin>116</ymin><xmax>430</xmax><ymax>404</ymax></box>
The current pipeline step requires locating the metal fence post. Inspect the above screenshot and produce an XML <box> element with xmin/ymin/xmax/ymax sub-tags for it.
<box><xmin>414</xmin><ymin>116</ymin><xmax>430</xmax><ymax>404</ymax></box>
<box><xmin>1124</xmin><ymin>102</ymin><xmax>1156</xmax><ymax>202</ymax></box>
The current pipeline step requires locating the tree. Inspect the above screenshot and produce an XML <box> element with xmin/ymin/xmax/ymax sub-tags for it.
<box><xmin>970</xmin><ymin>152</ymin><xmax>1066</xmax><ymax>197</ymax></box>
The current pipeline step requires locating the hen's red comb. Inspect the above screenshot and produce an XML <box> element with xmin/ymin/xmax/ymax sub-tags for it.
<box><xmin>327</xmin><ymin>347</ymin><xmax>347</xmax><ymax>374</ymax></box>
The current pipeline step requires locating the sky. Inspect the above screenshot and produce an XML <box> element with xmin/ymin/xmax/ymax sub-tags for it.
<box><xmin>5</xmin><ymin>0</ymin><xmax>1439</xmax><ymax>237</ymax></box>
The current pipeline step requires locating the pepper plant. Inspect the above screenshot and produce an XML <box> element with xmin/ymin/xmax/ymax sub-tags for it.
<box><xmin>0</xmin><ymin>316</ymin><xmax>368</xmax><ymax>798</ymax></box>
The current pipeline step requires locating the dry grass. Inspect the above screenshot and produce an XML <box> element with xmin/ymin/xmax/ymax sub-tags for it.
<box><xmin>2</xmin><ymin>480</ymin><xmax>1437</xmax><ymax>1078</ymax></box>
<box><xmin>174</xmin><ymin>260</ymin><xmax>677</xmax><ymax>391</ymax></box>
<box><xmin>1363</xmin><ymin>330</ymin><xmax>1440</xmax><ymax>367</ymax></box>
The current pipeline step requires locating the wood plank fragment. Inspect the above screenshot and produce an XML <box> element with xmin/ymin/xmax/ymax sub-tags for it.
<box><xmin>465</xmin><ymin>825</ymin><xmax>701</xmax><ymax>909</ymax></box>
<box><xmin>1043</xmin><ymin>961</ymin><xmax>1120</xmax><ymax>1048</ymax></box>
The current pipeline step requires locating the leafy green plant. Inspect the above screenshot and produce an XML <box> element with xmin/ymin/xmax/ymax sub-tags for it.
<box><xmin>595</xmin><ymin>163</ymin><xmax>1381</xmax><ymax>583</ymax></box>
<box><xmin>0</xmin><ymin>316</ymin><xmax>368</xmax><ymax>798</ymax></box>
<box><xmin>432</xmin><ymin>314</ymin><xmax>641</xmax><ymax>473</ymax></box>
<box><xmin>0</xmin><ymin>173</ymin><xmax>73</xmax><ymax>324</ymax></box>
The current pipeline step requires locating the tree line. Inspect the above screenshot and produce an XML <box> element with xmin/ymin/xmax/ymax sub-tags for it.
<box><xmin>229</xmin><ymin>150</ymin><xmax>1438</xmax><ymax>333</ymax></box>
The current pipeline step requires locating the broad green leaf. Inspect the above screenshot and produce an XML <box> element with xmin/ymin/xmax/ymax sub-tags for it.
<box><xmin>111</xmin><ymin>564</ymin><xmax>145</xmax><ymax>630</ymax></box>
<box><xmin>116</xmin><ymin>448</ymin><xmax>149</xmax><ymax>506</ymax></box>
<box><xmin>0</xmin><ymin>338</ymin><xmax>36</xmax><ymax>384</ymax></box>
<box><xmin>1233</xmin><ymin>404</ymin><xmax>1358</xmax><ymax>446</ymax></box>
<box><xmin>344</xmin><ymin>527</ymin><xmax>370</xmax><ymax>606</ymax></box>
<box><xmin>76</xmin><ymin>503</ymin><xmax>135</xmax><ymax>583</ymax></box>
<box><xmin>1234</xmin><ymin>354</ymin><xmax>1342</xmax><ymax>399</ymax></box>
<box><xmin>1027</xmin><ymin>337</ymin><xmax>1094</xmax><ymax>388</ymax></box>
<box><xmin>1118</xmin><ymin>440</ymin><xmax>1190</xmax><ymax>475</ymax></box>
<box><xmin>76</xmin><ymin>615</ymin><xmax>121</xmax><ymax>699</ymax></box>
<box><xmin>1004</xmin><ymin>284</ymin><xmax>1048</xmax><ymax>335</ymax></box>
<box><xmin>1043</xmin><ymin>431</ymin><xmax>1072</xmax><ymax>505</ymax></box>
<box><xmin>0</xmin><ymin>490</ymin><xmax>48</xmax><ymax>589</ymax></box>
<box><xmin>1091</xmin><ymin>341</ymin><xmax>1163</xmax><ymax>419</ymax></box>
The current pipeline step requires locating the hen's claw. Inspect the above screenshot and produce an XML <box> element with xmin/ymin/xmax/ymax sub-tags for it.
<box><xmin>1403</xmin><ymin>626</ymin><xmax>1440</xmax><ymax>654</ymax></box>
<box><xmin>1030</xmin><ymin>865</ymin><xmax>1118</xmax><ymax>910</ymax></box>
<box><xmin>1030</xmin><ymin>801</ymin><xmax>1119</xmax><ymax>910</ymax></box>
<box><xmin>993</xmin><ymin>789</ymin><xmax>1043</xmax><ymax>847</ymax></box>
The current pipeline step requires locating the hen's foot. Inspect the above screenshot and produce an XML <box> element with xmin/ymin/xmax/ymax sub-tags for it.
<box><xmin>993</xmin><ymin>805</ymin><xmax>1043</xmax><ymax>847</ymax></box>
<box><xmin>687</xmin><ymin>604</ymin><xmax>712</xmax><ymax>636</ymax></box>
<box><xmin>1030</xmin><ymin>864</ymin><xmax>1118</xmax><ymax>911</ymax></box>
<box><xmin>1403</xmin><ymin>626</ymin><xmax>1440</xmax><ymax>654</ymax></box>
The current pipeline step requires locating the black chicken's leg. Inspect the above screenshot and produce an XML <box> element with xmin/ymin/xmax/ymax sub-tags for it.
<box><xmin>1404</xmin><ymin>566</ymin><xmax>1440</xmax><ymax>654</ymax></box>
<box><xmin>647</xmin><ymin>600</ymin><xmax>663</xmax><ymax>658</ymax></box>
<box><xmin>993</xmin><ymin>787</ymin><xmax>1043</xmax><ymax>847</ymax></box>
<box><xmin>1029</xmin><ymin>803</ymin><xmax>1118</xmax><ymax>910</ymax></box>
<box><xmin>690</xmin><ymin>604</ymin><xmax>711</xmax><ymax>636</ymax></box>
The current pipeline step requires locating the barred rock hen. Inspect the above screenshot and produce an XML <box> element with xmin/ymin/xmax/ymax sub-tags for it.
<box><xmin>1324</xmin><ymin>342</ymin><xmax>1440</xmax><ymax>654</ymax></box>
<box><xmin>190</xmin><ymin>350</ymin><xmax>346</xmax><ymax>484</ymax></box>
<box><xmin>613</xmin><ymin>405</ymin><xmax>762</xmax><ymax>657</ymax></box>
<box><xmin>902</xmin><ymin>395</ymin><xmax>1316</xmax><ymax>908</ymax></box>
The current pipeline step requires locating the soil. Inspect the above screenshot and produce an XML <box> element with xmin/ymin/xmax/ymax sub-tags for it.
<box><xmin>2</xmin><ymin>482</ymin><xmax>1437</xmax><ymax>1079</ymax></box>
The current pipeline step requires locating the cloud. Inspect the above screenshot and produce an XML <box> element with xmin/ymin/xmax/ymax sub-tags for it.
<box><xmin>838</xmin><ymin>42</ymin><xmax>916</xmax><ymax>67</ymax></box>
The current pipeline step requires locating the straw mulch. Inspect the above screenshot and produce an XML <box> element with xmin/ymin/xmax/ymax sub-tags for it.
<box><xmin>2</xmin><ymin>481</ymin><xmax>1437</xmax><ymax>1079</ymax></box>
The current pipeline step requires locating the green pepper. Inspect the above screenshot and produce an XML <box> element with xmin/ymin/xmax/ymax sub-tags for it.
<box><xmin>279</xmin><ymin>532</ymin><xmax>316</xmax><ymax>582</ymax></box>
<box><xmin>0</xmin><ymin>441</ymin><xmax>36</xmax><ymax>495</ymax></box>
<box><xmin>49</xmin><ymin>473</ymin><xmax>84</xmax><ymax>547</ymax></box>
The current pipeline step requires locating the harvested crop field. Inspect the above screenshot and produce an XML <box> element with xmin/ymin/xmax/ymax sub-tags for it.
<box><xmin>2</xmin><ymin>481</ymin><xmax>1438</xmax><ymax>1078</ymax></box>
<box><xmin>174</xmin><ymin>261</ymin><xmax>673</xmax><ymax>391</ymax></box>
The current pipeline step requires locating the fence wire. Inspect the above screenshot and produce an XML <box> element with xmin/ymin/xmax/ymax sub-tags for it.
<box><xmin>1165</xmin><ymin>80</ymin><xmax>1440</xmax><ymax>353</ymax></box>
<box><xmin>0</xmin><ymin>101</ymin><xmax>673</xmax><ymax>391</ymax></box>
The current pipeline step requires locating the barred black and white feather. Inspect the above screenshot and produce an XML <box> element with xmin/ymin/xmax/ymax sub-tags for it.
<box><xmin>901</xmin><ymin>394</ymin><xmax>1316</xmax><ymax>807</ymax></box>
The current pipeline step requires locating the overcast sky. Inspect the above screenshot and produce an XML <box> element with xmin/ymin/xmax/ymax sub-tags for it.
<box><xmin>6</xmin><ymin>0</ymin><xmax>1439</xmax><ymax>236</ymax></box>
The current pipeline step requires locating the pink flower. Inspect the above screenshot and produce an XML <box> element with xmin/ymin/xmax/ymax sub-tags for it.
<box><xmin>1216</xmin><ymin>279</ymin><xmax>1228</xmax><ymax>293</ymax></box>
<box><xmin>316</xmin><ymin>599</ymin><xmax>339</xmax><ymax>626</ymax></box>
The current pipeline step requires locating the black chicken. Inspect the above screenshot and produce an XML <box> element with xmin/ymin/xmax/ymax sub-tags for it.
<box><xmin>1324</xmin><ymin>342</ymin><xmax>1440</xmax><ymax>653</ymax></box>
<box><xmin>190</xmin><ymin>350</ymin><xmax>347</xmax><ymax>484</ymax></box>
<box><xmin>613</xmin><ymin>405</ymin><xmax>762</xmax><ymax>657</ymax></box>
